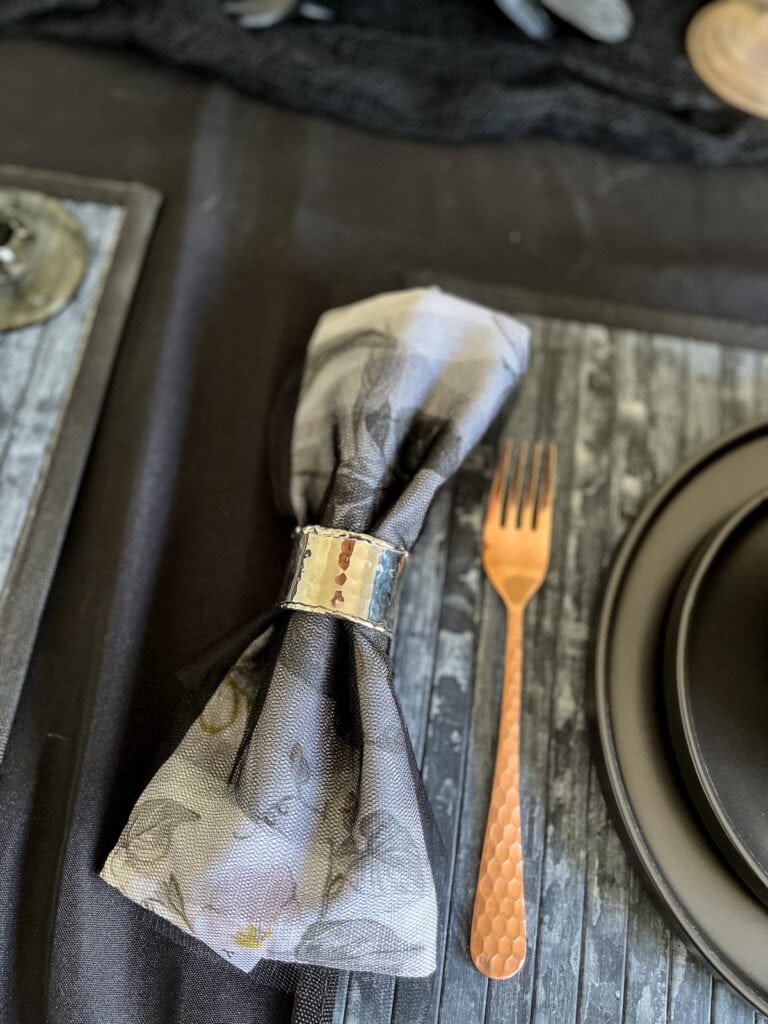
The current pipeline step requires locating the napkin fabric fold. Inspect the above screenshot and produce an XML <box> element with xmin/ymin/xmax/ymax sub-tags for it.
<box><xmin>101</xmin><ymin>288</ymin><xmax>529</xmax><ymax>976</ymax></box>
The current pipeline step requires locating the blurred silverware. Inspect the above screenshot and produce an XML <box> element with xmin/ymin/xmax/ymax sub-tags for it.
<box><xmin>495</xmin><ymin>0</ymin><xmax>555</xmax><ymax>40</ymax></box>
<box><xmin>540</xmin><ymin>0</ymin><xmax>633</xmax><ymax>42</ymax></box>
<box><xmin>223</xmin><ymin>0</ymin><xmax>333</xmax><ymax>29</ymax></box>
<box><xmin>496</xmin><ymin>0</ymin><xmax>633</xmax><ymax>42</ymax></box>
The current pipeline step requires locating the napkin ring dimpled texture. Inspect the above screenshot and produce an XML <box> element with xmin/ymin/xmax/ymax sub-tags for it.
<box><xmin>279</xmin><ymin>526</ymin><xmax>408</xmax><ymax>635</ymax></box>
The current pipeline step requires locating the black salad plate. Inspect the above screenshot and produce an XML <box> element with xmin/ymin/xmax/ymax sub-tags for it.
<box><xmin>593</xmin><ymin>419</ymin><xmax>768</xmax><ymax>1015</ymax></box>
<box><xmin>664</xmin><ymin>490</ymin><xmax>768</xmax><ymax>910</ymax></box>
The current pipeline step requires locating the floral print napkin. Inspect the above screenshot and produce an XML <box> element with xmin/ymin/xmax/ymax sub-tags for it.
<box><xmin>101</xmin><ymin>288</ymin><xmax>529</xmax><ymax>976</ymax></box>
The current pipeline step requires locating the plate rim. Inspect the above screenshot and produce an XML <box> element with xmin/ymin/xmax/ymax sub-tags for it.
<box><xmin>670</xmin><ymin>487</ymin><xmax>768</xmax><ymax>905</ymax></box>
<box><xmin>593</xmin><ymin>416</ymin><xmax>768</xmax><ymax>1014</ymax></box>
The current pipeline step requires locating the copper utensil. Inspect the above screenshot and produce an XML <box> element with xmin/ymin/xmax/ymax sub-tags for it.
<box><xmin>471</xmin><ymin>440</ymin><xmax>557</xmax><ymax>980</ymax></box>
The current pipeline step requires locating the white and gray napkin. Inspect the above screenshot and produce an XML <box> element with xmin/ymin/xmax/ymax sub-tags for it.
<box><xmin>101</xmin><ymin>288</ymin><xmax>529</xmax><ymax>976</ymax></box>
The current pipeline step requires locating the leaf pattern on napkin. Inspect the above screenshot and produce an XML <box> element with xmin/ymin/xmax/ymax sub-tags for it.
<box><xmin>289</xmin><ymin>741</ymin><xmax>311</xmax><ymax>787</ymax></box>
<box><xmin>198</xmin><ymin>677</ymin><xmax>242</xmax><ymax>735</ymax></box>
<box><xmin>295</xmin><ymin>918</ymin><xmax>423</xmax><ymax>972</ymax></box>
<box><xmin>119</xmin><ymin>798</ymin><xmax>200</xmax><ymax>866</ymax></box>
<box><xmin>325</xmin><ymin>811</ymin><xmax>425</xmax><ymax>903</ymax></box>
<box><xmin>252</xmin><ymin>794</ymin><xmax>293</xmax><ymax>829</ymax></box>
<box><xmin>252</xmin><ymin>741</ymin><xmax>313</xmax><ymax>829</ymax></box>
<box><xmin>368</xmin><ymin>406</ymin><xmax>463</xmax><ymax>485</ymax></box>
<box><xmin>144</xmin><ymin>873</ymin><xmax>194</xmax><ymax>932</ymax></box>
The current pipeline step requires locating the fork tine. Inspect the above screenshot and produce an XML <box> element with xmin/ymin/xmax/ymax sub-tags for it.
<box><xmin>487</xmin><ymin>439</ymin><xmax>513</xmax><ymax>527</ymax></box>
<box><xmin>505</xmin><ymin>441</ymin><xmax>528</xmax><ymax>527</ymax></box>
<box><xmin>520</xmin><ymin>441</ymin><xmax>543</xmax><ymax>530</ymax></box>
<box><xmin>536</xmin><ymin>444</ymin><xmax>558</xmax><ymax>529</ymax></box>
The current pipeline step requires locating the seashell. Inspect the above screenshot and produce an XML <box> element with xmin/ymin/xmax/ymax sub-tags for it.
<box><xmin>198</xmin><ymin>677</ymin><xmax>241</xmax><ymax>734</ymax></box>
<box><xmin>687</xmin><ymin>0</ymin><xmax>768</xmax><ymax>119</ymax></box>
<box><xmin>120</xmin><ymin>798</ymin><xmax>200</xmax><ymax>866</ymax></box>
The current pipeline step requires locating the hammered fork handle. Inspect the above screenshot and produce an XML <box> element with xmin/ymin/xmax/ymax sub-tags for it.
<box><xmin>470</xmin><ymin>604</ymin><xmax>527</xmax><ymax>979</ymax></box>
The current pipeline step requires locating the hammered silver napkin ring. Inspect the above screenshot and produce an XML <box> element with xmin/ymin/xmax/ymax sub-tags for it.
<box><xmin>279</xmin><ymin>526</ymin><xmax>408</xmax><ymax>636</ymax></box>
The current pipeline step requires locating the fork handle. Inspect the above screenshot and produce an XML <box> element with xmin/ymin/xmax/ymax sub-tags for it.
<box><xmin>470</xmin><ymin>604</ymin><xmax>527</xmax><ymax>979</ymax></box>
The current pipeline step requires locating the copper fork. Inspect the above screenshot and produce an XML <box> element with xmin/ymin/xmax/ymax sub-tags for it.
<box><xmin>470</xmin><ymin>440</ymin><xmax>557</xmax><ymax>980</ymax></box>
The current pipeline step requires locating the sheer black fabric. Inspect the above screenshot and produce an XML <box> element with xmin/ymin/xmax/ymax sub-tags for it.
<box><xmin>2</xmin><ymin>0</ymin><xmax>768</xmax><ymax>165</ymax></box>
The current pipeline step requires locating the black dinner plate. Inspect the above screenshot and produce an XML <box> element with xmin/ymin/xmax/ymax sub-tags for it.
<box><xmin>664</xmin><ymin>490</ymin><xmax>768</xmax><ymax>909</ymax></box>
<box><xmin>593</xmin><ymin>419</ymin><xmax>768</xmax><ymax>1014</ymax></box>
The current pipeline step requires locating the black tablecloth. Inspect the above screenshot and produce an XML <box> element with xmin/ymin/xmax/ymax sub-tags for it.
<box><xmin>2</xmin><ymin>36</ymin><xmax>768</xmax><ymax>1024</ymax></box>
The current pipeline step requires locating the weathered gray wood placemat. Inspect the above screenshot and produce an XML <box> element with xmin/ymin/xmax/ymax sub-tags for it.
<box><xmin>333</xmin><ymin>289</ymin><xmax>768</xmax><ymax>1024</ymax></box>
<box><xmin>0</xmin><ymin>200</ymin><xmax>122</xmax><ymax>596</ymax></box>
<box><xmin>0</xmin><ymin>167</ymin><xmax>159</xmax><ymax>763</ymax></box>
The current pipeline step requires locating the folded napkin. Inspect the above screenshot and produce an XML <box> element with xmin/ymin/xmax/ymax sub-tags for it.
<box><xmin>101</xmin><ymin>288</ymin><xmax>529</xmax><ymax>976</ymax></box>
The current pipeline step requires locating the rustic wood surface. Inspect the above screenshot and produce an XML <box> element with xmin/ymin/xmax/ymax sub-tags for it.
<box><xmin>0</xmin><ymin>197</ymin><xmax>122</xmax><ymax>764</ymax></box>
<box><xmin>0</xmin><ymin>199</ymin><xmax>121</xmax><ymax>607</ymax></box>
<box><xmin>334</xmin><ymin>314</ymin><xmax>768</xmax><ymax>1024</ymax></box>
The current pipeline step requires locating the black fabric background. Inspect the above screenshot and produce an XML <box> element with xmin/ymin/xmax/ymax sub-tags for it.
<box><xmin>3</xmin><ymin>0</ymin><xmax>768</xmax><ymax>165</ymax></box>
<box><xmin>1</xmin><ymin>32</ymin><xmax>768</xmax><ymax>1024</ymax></box>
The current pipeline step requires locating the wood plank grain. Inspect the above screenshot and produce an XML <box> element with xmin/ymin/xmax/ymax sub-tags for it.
<box><xmin>623</xmin><ymin>871</ymin><xmax>670</xmax><ymax>1024</ymax></box>
<box><xmin>389</xmin><ymin>444</ymin><xmax>493</xmax><ymax>1024</ymax></box>
<box><xmin>0</xmin><ymin>318</ymin><xmax>79</xmax><ymax>577</ymax></box>
<box><xmin>382</xmin><ymin>434</ymin><xmax>495</xmax><ymax>1024</ymax></box>
<box><xmin>530</xmin><ymin>321</ymin><xmax>616</xmax><ymax>1024</ymax></box>
<box><xmin>436</xmin><ymin>318</ymin><xmax>548</xmax><ymax>1024</ymax></box>
<box><xmin>334</xmin><ymin>315</ymin><xmax>768</xmax><ymax>1024</ymax></box>
<box><xmin>578</xmin><ymin>329</ymin><xmax>651</xmax><ymax>1024</ymax></box>
<box><xmin>713</xmin><ymin>980</ymin><xmax>758</xmax><ymax>1024</ymax></box>
<box><xmin>0</xmin><ymin>201</ymin><xmax>121</xmax><ymax>600</ymax></box>
<box><xmin>483</xmin><ymin>320</ymin><xmax>583</xmax><ymax>1024</ymax></box>
<box><xmin>667</xmin><ymin>938</ymin><xmax>712</xmax><ymax>1024</ymax></box>
<box><xmin>757</xmin><ymin>353</ymin><xmax>768</xmax><ymax>418</ymax></box>
<box><xmin>0</xmin><ymin>322</ymin><xmax>42</xmax><ymax>456</ymax></box>
<box><xmin>683</xmin><ymin>340</ymin><xmax>722</xmax><ymax>455</ymax></box>
<box><xmin>720</xmin><ymin>346</ymin><xmax>758</xmax><ymax>431</ymax></box>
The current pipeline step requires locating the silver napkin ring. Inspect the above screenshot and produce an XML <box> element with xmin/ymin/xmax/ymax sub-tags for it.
<box><xmin>279</xmin><ymin>526</ymin><xmax>408</xmax><ymax>635</ymax></box>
